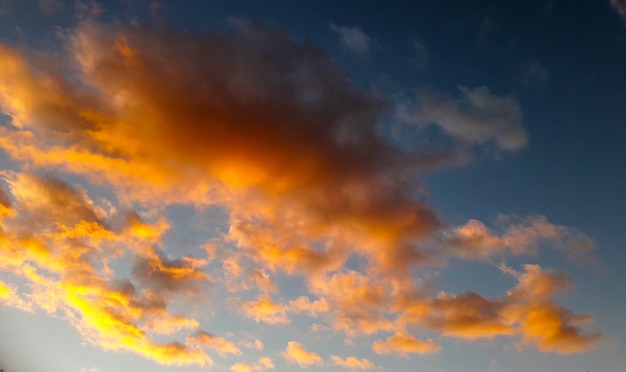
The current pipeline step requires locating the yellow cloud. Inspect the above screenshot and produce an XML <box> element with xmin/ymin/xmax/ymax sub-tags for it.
<box><xmin>282</xmin><ymin>341</ymin><xmax>323</xmax><ymax>367</ymax></box>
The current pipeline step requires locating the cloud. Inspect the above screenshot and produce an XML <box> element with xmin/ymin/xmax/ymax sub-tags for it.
<box><xmin>187</xmin><ymin>331</ymin><xmax>242</xmax><ymax>357</ymax></box>
<box><xmin>507</xmin><ymin>264</ymin><xmax>601</xmax><ymax>354</ymax></box>
<box><xmin>396</xmin><ymin>264</ymin><xmax>601</xmax><ymax>353</ymax></box>
<box><xmin>231</xmin><ymin>357</ymin><xmax>274</xmax><ymax>372</ymax></box>
<box><xmin>421</xmin><ymin>291</ymin><xmax>513</xmax><ymax>339</ymax></box>
<box><xmin>439</xmin><ymin>215</ymin><xmax>598</xmax><ymax>264</ymax></box>
<box><xmin>0</xmin><ymin>20</ymin><xmax>440</xmax><ymax>279</ymax></box>
<box><xmin>397</xmin><ymin>86</ymin><xmax>527</xmax><ymax>151</ymax></box>
<box><xmin>240</xmin><ymin>295</ymin><xmax>290</xmax><ymax>324</ymax></box>
<box><xmin>308</xmin><ymin>270</ymin><xmax>395</xmax><ymax>336</ymax></box>
<box><xmin>288</xmin><ymin>296</ymin><xmax>330</xmax><ymax>316</ymax></box>
<box><xmin>611</xmin><ymin>0</ymin><xmax>626</xmax><ymax>22</ymax></box>
<box><xmin>282</xmin><ymin>341</ymin><xmax>324</xmax><ymax>367</ymax></box>
<box><xmin>0</xmin><ymin>173</ymin><xmax>216</xmax><ymax>366</ymax></box>
<box><xmin>330</xmin><ymin>23</ymin><xmax>372</xmax><ymax>54</ymax></box>
<box><xmin>372</xmin><ymin>331</ymin><xmax>441</xmax><ymax>355</ymax></box>
<box><xmin>330</xmin><ymin>355</ymin><xmax>377</xmax><ymax>370</ymax></box>
<box><xmin>239</xmin><ymin>338</ymin><xmax>264</xmax><ymax>350</ymax></box>
<box><xmin>0</xmin><ymin>17</ymin><xmax>603</xmax><ymax>366</ymax></box>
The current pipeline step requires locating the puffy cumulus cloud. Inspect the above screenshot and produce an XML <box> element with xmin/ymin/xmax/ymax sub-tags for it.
<box><xmin>288</xmin><ymin>296</ymin><xmax>330</xmax><ymax>316</ymax></box>
<box><xmin>439</xmin><ymin>215</ymin><xmax>597</xmax><ymax>264</ymax></box>
<box><xmin>282</xmin><ymin>341</ymin><xmax>324</xmax><ymax>367</ymax></box>
<box><xmin>330</xmin><ymin>355</ymin><xmax>377</xmax><ymax>370</ymax></box>
<box><xmin>240</xmin><ymin>295</ymin><xmax>290</xmax><ymax>325</ymax></box>
<box><xmin>397</xmin><ymin>86</ymin><xmax>527</xmax><ymax>151</ymax></box>
<box><xmin>396</xmin><ymin>264</ymin><xmax>600</xmax><ymax>353</ymax></box>
<box><xmin>308</xmin><ymin>270</ymin><xmax>395</xmax><ymax>336</ymax></box>
<box><xmin>187</xmin><ymin>330</ymin><xmax>241</xmax><ymax>357</ymax></box>
<box><xmin>230</xmin><ymin>357</ymin><xmax>274</xmax><ymax>372</ymax></box>
<box><xmin>372</xmin><ymin>331</ymin><xmax>441</xmax><ymax>355</ymax></box>
<box><xmin>506</xmin><ymin>264</ymin><xmax>601</xmax><ymax>354</ymax></box>
<box><xmin>0</xmin><ymin>173</ymin><xmax>216</xmax><ymax>366</ymax></box>
<box><xmin>330</xmin><ymin>23</ymin><xmax>372</xmax><ymax>54</ymax></box>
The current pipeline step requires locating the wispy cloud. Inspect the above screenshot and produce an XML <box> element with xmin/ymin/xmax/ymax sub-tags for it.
<box><xmin>330</xmin><ymin>23</ymin><xmax>372</xmax><ymax>54</ymax></box>
<box><xmin>396</xmin><ymin>86</ymin><xmax>527</xmax><ymax>151</ymax></box>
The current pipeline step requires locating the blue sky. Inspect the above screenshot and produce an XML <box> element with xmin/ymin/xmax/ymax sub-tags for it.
<box><xmin>0</xmin><ymin>1</ymin><xmax>624</xmax><ymax>371</ymax></box>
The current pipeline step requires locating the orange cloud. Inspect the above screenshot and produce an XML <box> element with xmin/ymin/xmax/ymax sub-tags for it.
<box><xmin>0</xmin><ymin>20</ymin><xmax>441</xmax><ymax>280</ymax></box>
<box><xmin>230</xmin><ymin>357</ymin><xmax>274</xmax><ymax>372</ymax></box>
<box><xmin>372</xmin><ymin>331</ymin><xmax>441</xmax><ymax>355</ymax></box>
<box><xmin>187</xmin><ymin>331</ymin><xmax>241</xmax><ymax>357</ymax></box>
<box><xmin>282</xmin><ymin>341</ymin><xmax>323</xmax><ymax>367</ymax></box>
<box><xmin>0</xmin><ymin>17</ymin><xmax>603</xmax><ymax>365</ymax></box>
<box><xmin>240</xmin><ymin>295</ymin><xmax>290</xmax><ymax>325</ymax></box>
<box><xmin>288</xmin><ymin>296</ymin><xmax>330</xmax><ymax>316</ymax></box>
<box><xmin>309</xmin><ymin>270</ymin><xmax>395</xmax><ymax>336</ymax></box>
<box><xmin>440</xmin><ymin>215</ymin><xmax>597</xmax><ymax>264</ymax></box>
<box><xmin>0</xmin><ymin>173</ymin><xmax>217</xmax><ymax>365</ymax></box>
<box><xmin>330</xmin><ymin>355</ymin><xmax>377</xmax><ymax>370</ymax></box>
<box><xmin>422</xmin><ymin>292</ymin><xmax>513</xmax><ymax>339</ymax></box>
<box><xmin>505</xmin><ymin>264</ymin><xmax>601</xmax><ymax>354</ymax></box>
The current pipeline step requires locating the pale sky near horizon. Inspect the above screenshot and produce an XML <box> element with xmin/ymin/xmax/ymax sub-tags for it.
<box><xmin>0</xmin><ymin>1</ymin><xmax>625</xmax><ymax>371</ymax></box>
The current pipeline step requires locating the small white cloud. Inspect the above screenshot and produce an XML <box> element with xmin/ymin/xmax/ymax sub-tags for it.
<box><xmin>330</xmin><ymin>23</ymin><xmax>372</xmax><ymax>54</ymax></box>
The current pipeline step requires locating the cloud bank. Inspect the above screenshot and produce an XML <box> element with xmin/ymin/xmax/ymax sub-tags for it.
<box><xmin>0</xmin><ymin>18</ymin><xmax>601</xmax><ymax>367</ymax></box>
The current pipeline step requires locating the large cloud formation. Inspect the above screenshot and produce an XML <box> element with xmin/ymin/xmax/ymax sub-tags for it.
<box><xmin>0</xmin><ymin>18</ymin><xmax>601</xmax><ymax>368</ymax></box>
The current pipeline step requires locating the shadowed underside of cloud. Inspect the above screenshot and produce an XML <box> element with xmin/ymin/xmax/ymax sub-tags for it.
<box><xmin>0</xmin><ymin>18</ymin><xmax>602</xmax><ymax>367</ymax></box>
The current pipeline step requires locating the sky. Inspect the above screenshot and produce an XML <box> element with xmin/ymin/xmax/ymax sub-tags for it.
<box><xmin>0</xmin><ymin>1</ymin><xmax>624</xmax><ymax>371</ymax></box>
